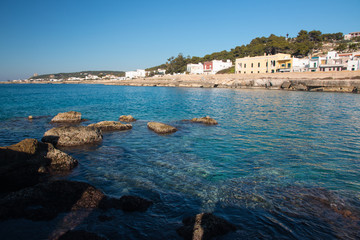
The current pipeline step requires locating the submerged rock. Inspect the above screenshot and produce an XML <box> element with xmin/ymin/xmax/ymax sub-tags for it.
<box><xmin>177</xmin><ymin>213</ymin><xmax>236</xmax><ymax>240</ymax></box>
<box><xmin>42</xmin><ymin>126</ymin><xmax>103</xmax><ymax>147</ymax></box>
<box><xmin>58</xmin><ymin>230</ymin><xmax>107</xmax><ymax>240</ymax></box>
<box><xmin>88</xmin><ymin>121</ymin><xmax>132</xmax><ymax>131</ymax></box>
<box><xmin>147</xmin><ymin>122</ymin><xmax>177</xmax><ymax>134</ymax></box>
<box><xmin>51</xmin><ymin>111</ymin><xmax>82</xmax><ymax>123</ymax></box>
<box><xmin>0</xmin><ymin>139</ymin><xmax>78</xmax><ymax>192</ymax></box>
<box><xmin>0</xmin><ymin>180</ymin><xmax>153</xmax><ymax>221</ymax></box>
<box><xmin>191</xmin><ymin>117</ymin><xmax>218</xmax><ymax>125</ymax></box>
<box><xmin>119</xmin><ymin>115</ymin><xmax>136</xmax><ymax>122</ymax></box>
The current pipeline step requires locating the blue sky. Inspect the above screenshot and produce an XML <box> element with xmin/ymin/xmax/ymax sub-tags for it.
<box><xmin>0</xmin><ymin>0</ymin><xmax>359</xmax><ymax>81</ymax></box>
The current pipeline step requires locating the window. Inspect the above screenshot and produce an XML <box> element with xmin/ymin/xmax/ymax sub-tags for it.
<box><xmin>251</xmin><ymin>71</ymin><xmax>253</xmax><ymax>73</ymax></box>
<box><xmin>266</xmin><ymin>62</ymin><xmax>268</xmax><ymax>67</ymax></box>
<box><xmin>251</xmin><ymin>63</ymin><xmax>253</xmax><ymax>68</ymax></box>
<box><xmin>314</xmin><ymin>63</ymin><xmax>317</xmax><ymax>68</ymax></box>
<box><xmin>288</xmin><ymin>63</ymin><xmax>291</xmax><ymax>68</ymax></box>
<box><xmin>258</xmin><ymin>63</ymin><xmax>260</xmax><ymax>67</ymax></box>
<box><xmin>244</xmin><ymin>64</ymin><xmax>246</xmax><ymax>68</ymax></box>
<box><xmin>281</xmin><ymin>64</ymin><xmax>285</xmax><ymax>67</ymax></box>
<box><xmin>258</xmin><ymin>71</ymin><xmax>260</xmax><ymax>73</ymax></box>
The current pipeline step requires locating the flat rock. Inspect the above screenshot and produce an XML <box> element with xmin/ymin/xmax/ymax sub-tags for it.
<box><xmin>191</xmin><ymin>117</ymin><xmax>218</xmax><ymax>125</ymax></box>
<box><xmin>119</xmin><ymin>115</ymin><xmax>136</xmax><ymax>122</ymax></box>
<box><xmin>88</xmin><ymin>121</ymin><xmax>132</xmax><ymax>131</ymax></box>
<box><xmin>51</xmin><ymin>111</ymin><xmax>82</xmax><ymax>123</ymax></box>
<box><xmin>0</xmin><ymin>139</ymin><xmax>78</xmax><ymax>192</ymax></box>
<box><xmin>281</xmin><ymin>81</ymin><xmax>292</xmax><ymax>89</ymax></box>
<box><xmin>42</xmin><ymin>126</ymin><xmax>103</xmax><ymax>147</ymax></box>
<box><xmin>147</xmin><ymin>122</ymin><xmax>177</xmax><ymax>134</ymax></box>
<box><xmin>177</xmin><ymin>213</ymin><xmax>236</xmax><ymax>240</ymax></box>
<box><xmin>0</xmin><ymin>180</ymin><xmax>152</xmax><ymax>221</ymax></box>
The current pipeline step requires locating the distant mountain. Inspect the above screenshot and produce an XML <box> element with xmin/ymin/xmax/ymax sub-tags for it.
<box><xmin>30</xmin><ymin>71</ymin><xmax>125</xmax><ymax>80</ymax></box>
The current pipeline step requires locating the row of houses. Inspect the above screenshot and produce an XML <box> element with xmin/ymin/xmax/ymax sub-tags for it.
<box><xmin>234</xmin><ymin>51</ymin><xmax>360</xmax><ymax>74</ymax></box>
<box><xmin>187</xmin><ymin>60</ymin><xmax>233</xmax><ymax>74</ymax></box>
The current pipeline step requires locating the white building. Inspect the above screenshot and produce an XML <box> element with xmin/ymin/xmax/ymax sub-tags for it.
<box><xmin>186</xmin><ymin>63</ymin><xmax>203</xmax><ymax>74</ymax></box>
<box><xmin>292</xmin><ymin>58</ymin><xmax>310</xmax><ymax>72</ymax></box>
<box><xmin>203</xmin><ymin>60</ymin><xmax>232</xmax><ymax>74</ymax></box>
<box><xmin>125</xmin><ymin>69</ymin><xmax>146</xmax><ymax>79</ymax></box>
<box><xmin>344</xmin><ymin>31</ymin><xmax>360</xmax><ymax>40</ymax></box>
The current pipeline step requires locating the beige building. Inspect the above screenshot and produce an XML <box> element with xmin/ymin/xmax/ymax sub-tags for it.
<box><xmin>235</xmin><ymin>53</ymin><xmax>291</xmax><ymax>74</ymax></box>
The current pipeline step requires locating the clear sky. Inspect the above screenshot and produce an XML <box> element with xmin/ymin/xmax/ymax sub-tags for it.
<box><xmin>0</xmin><ymin>0</ymin><xmax>359</xmax><ymax>81</ymax></box>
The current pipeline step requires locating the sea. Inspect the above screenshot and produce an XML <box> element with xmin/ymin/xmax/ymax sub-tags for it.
<box><xmin>0</xmin><ymin>83</ymin><xmax>359</xmax><ymax>239</ymax></box>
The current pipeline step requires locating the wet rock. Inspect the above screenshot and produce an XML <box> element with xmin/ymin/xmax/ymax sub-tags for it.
<box><xmin>42</xmin><ymin>126</ymin><xmax>103</xmax><ymax>147</ymax></box>
<box><xmin>58</xmin><ymin>230</ymin><xmax>107</xmax><ymax>240</ymax></box>
<box><xmin>0</xmin><ymin>180</ymin><xmax>153</xmax><ymax>221</ymax></box>
<box><xmin>0</xmin><ymin>180</ymin><xmax>105</xmax><ymax>221</ymax></box>
<box><xmin>177</xmin><ymin>213</ymin><xmax>236</xmax><ymax>240</ymax></box>
<box><xmin>99</xmin><ymin>195</ymin><xmax>153</xmax><ymax>212</ymax></box>
<box><xmin>191</xmin><ymin>117</ymin><xmax>218</xmax><ymax>125</ymax></box>
<box><xmin>147</xmin><ymin>122</ymin><xmax>177</xmax><ymax>134</ymax></box>
<box><xmin>0</xmin><ymin>139</ymin><xmax>78</xmax><ymax>192</ymax></box>
<box><xmin>98</xmin><ymin>214</ymin><xmax>115</xmax><ymax>222</ymax></box>
<box><xmin>51</xmin><ymin>111</ymin><xmax>82</xmax><ymax>123</ymax></box>
<box><xmin>88</xmin><ymin>121</ymin><xmax>132</xmax><ymax>131</ymax></box>
<box><xmin>119</xmin><ymin>115</ymin><xmax>136</xmax><ymax>122</ymax></box>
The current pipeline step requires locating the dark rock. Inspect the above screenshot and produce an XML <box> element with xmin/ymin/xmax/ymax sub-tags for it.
<box><xmin>58</xmin><ymin>230</ymin><xmax>107</xmax><ymax>240</ymax></box>
<box><xmin>177</xmin><ymin>213</ymin><xmax>236</xmax><ymax>240</ymax></box>
<box><xmin>98</xmin><ymin>214</ymin><xmax>115</xmax><ymax>222</ymax></box>
<box><xmin>147</xmin><ymin>122</ymin><xmax>177</xmax><ymax>134</ymax></box>
<box><xmin>99</xmin><ymin>195</ymin><xmax>152</xmax><ymax>212</ymax></box>
<box><xmin>42</xmin><ymin>126</ymin><xmax>103</xmax><ymax>147</ymax></box>
<box><xmin>292</xmin><ymin>84</ymin><xmax>308</xmax><ymax>91</ymax></box>
<box><xmin>0</xmin><ymin>139</ymin><xmax>78</xmax><ymax>192</ymax></box>
<box><xmin>88</xmin><ymin>121</ymin><xmax>132</xmax><ymax>131</ymax></box>
<box><xmin>119</xmin><ymin>115</ymin><xmax>136</xmax><ymax>122</ymax></box>
<box><xmin>51</xmin><ymin>111</ymin><xmax>82</xmax><ymax>123</ymax></box>
<box><xmin>0</xmin><ymin>180</ymin><xmax>153</xmax><ymax>221</ymax></box>
<box><xmin>0</xmin><ymin>180</ymin><xmax>105</xmax><ymax>221</ymax></box>
<box><xmin>191</xmin><ymin>117</ymin><xmax>218</xmax><ymax>125</ymax></box>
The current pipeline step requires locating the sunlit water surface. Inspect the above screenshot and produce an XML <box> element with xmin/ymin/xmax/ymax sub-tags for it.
<box><xmin>0</xmin><ymin>84</ymin><xmax>360</xmax><ymax>239</ymax></box>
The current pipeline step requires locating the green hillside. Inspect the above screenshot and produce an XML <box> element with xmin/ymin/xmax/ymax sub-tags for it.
<box><xmin>30</xmin><ymin>70</ymin><xmax>125</xmax><ymax>80</ymax></box>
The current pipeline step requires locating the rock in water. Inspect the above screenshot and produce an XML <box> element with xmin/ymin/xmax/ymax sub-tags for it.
<box><xmin>177</xmin><ymin>213</ymin><xmax>236</xmax><ymax>240</ymax></box>
<box><xmin>0</xmin><ymin>139</ymin><xmax>78</xmax><ymax>192</ymax></box>
<box><xmin>191</xmin><ymin>117</ymin><xmax>218</xmax><ymax>125</ymax></box>
<box><xmin>51</xmin><ymin>111</ymin><xmax>82</xmax><ymax>123</ymax></box>
<box><xmin>147</xmin><ymin>122</ymin><xmax>177</xmax><ymax>134</ymax></box>
<box><xmin>88</xmin><ymin>121</ymin><xmax>132</xmax><ymax>131</ymax></box>
<box><xmin>0</xmin><ymin>180</ymin><xmax>152</xmax><ymax>221</ymax></box>
<box><xmin>119</xmin><ymin>115</ymin><xmax>136</xmax><ymax>122</ymax></box>
<box><xmin>42</xmin><ymin>126</ymin><xmax>103</xmax><ymax>147</ymax></box>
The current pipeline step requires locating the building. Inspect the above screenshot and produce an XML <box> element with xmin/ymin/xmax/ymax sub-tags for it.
<box><xmin>277</xmin><ymin>57</ymin><xmax>309</xmax><ymax>72</ymax></box>
<box><xmin>319</xmin><ymin>51</ymin><xmax>346</xmax><ymax>72</ymax></box>
<box><xmin>125</xmin><ymin>69</ymin><xmax>146</xmax><ymax>79</ymax></box>
<box><xmin>203</xmin><ymin>60</ymin><xmax>232</xmax><ymax>74</ymax></box>
<box><xmin>344</xmin><ymin>31</ymin><xmax>360</xmax><ymax>40</ymax></box>
<box><xmin>187</xmin><ymin>63</ymin><xmax>203</xmax><ymax>74</ymax></box>
<box><xmin>235</xmin><ymin>53</ymin><xmax>291</xmax><ymax>74</ymax></box>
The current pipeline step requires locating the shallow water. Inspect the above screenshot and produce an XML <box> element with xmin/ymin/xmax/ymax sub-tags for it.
<box><xmin>0</xmin><ymin>84</ymin><xmax>360</xmax><ymax>239</ymax></box>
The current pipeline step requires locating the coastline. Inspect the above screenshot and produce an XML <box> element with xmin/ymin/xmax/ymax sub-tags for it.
<box><xmin>3</xmin><ymin>71</ymin><xmax>360</xmax><ymax>93</ymax></box>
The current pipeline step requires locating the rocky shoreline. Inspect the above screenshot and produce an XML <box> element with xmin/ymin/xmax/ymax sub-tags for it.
<box><xmin>0</xmin><ymin>111</ymin><xmax>234</xmax><ymax>240</ymax></box>
<box><xmin>3</xmin><ymin>71</ymin><xmax>360</xmax><ymax>93</ymax></box>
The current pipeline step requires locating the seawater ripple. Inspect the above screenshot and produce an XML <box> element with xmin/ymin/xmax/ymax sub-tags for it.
<box><xmin>0</xmin><ymin>84</ymin><xmax>360</xmax><ymax>239</ymax></box>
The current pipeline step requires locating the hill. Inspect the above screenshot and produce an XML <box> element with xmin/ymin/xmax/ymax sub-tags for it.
<box><xmin>147</xmin><ymin>30</ymin><xmax>360</xmax><ymax>74</ymax></box>
<box><xmin>30</xmin><ymin>71</ymin><xmax>125</xmax><ymax>80</ymax></box>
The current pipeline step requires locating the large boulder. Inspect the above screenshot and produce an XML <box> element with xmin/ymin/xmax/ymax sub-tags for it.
<box><xmin>147</xmin><ymin>122</ymin><xmax>177</xmax><ymax>134</ymax></box>
<box><xmin>42</xmin><ymin>126</ymin><xmax>103</xmax><ymax>147</ymax></box>
<box><xmin>0</xmin><ymin>139</ymin><xmax>78</xmax><ymax>192</ymax></box>
<box><xmin>119</xmin><ymin>115</ymin><xmax>136</xmax><ymax>122</ymax></box>
<box><xmin>191</xmin><ymin>117</ymin><xmax>218</xmax><ymax>125</ymax></box>
<box><xmin>51</xmin><ymin>111</ymin><xmax>82</xmax><ymax>123</ymax></box>
<box><xmin>177</xmin><ymin>213</ymin><xmax>236</xmax><ymax>240</ymax></box>
<box><xmin>0</xmin><ymin>180</ymin><xmax>152</xmax><ymax>221</ymax></box>
<box><xmin>88</xmin><ymin>121</ymin><xmax>132</xmax><ymax>131</ymax></box>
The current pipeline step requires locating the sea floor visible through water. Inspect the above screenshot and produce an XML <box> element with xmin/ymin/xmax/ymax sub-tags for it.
<box><xmin>0</xmin><ymin>84</ymin><xmax>359</xmax><ymax>239</ymax></box>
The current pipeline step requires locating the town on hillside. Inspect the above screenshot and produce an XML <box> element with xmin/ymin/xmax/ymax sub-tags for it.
<box><xmin>10</xmin><ymin>31</ymin><xmax>360</xmax><ymax>83</ymax></box>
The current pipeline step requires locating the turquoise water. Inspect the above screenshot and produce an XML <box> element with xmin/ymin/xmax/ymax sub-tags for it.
<box><xmin>0</xmin><ymin>84</ymin><xmax>360</xmax><ymax>239</ymax></box>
